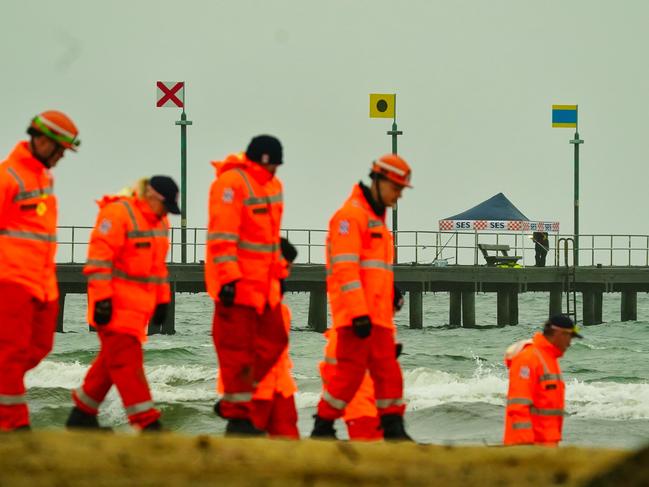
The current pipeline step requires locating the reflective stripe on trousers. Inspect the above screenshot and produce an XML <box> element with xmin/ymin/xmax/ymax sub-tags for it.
<box><xmin>222</xmin><ymin>392</ymin><xmax>253</xmax><ymax>403</ymax></box>
<box><xmin>507</xmin><ymin>397</ymin><xmax>533</xmax><ymax>406</ymax></box>
<box><xmin>341</xmin><ymin>281</ymin><xmax>361</xmax><ymax>292</ymax></box>
<box><xmin>125</xmin><ymin>400</ymin><xmax>156</xmax><ymax>416</ymax></box>
<box><xmin>323</xmin><ymin>390</ymin><xmax>347</xmax><ymax>410</ymax></box>
<box><xmin>530</xmin><ymin>407</ymin><xmax>564</xmax><ymax>417</ymax></box>
<box><xmin>74</xmin><ymin>387</ymin><xmax>101</xmax><ymax>410</ymax></box>
<box><xmin>512</xmin><ymin>421</ymin><xmax>532</xmax><ymax>430</ymax></box>
<box><xmin>0</xmin><ymin>393</ymin><xmax>26</xmax><ymax>405</ymax></box>
<box><xmin>375</xmin><ymin>398</ymin><xmax>404</xmax><ymax>408</ymax></box>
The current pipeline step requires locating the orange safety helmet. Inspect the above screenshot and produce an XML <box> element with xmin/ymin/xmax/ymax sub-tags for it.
<box><xmin>28</xmin><ymin>110</ymin><xmax>80</xmax><ymax>151</ymax></box>
<box><xmin>371</xmin><ymin>154</ymin><xmax>413</xmax><ymax>188</ymax></box>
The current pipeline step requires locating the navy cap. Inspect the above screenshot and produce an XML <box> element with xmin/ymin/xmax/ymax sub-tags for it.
<box><xmin>246</xmin><ymin>135</ymin><xmax>283</xmax><ymax>165</ymax></box>
<box><xmin>149</xmin><ymin>175</ymin><xmax>181</xmax><ymax>215</ymax></box>
<box><xmin>549</xmin><ymin>314</ymin><xmax>583</xmax><ymax>338</ymax></box>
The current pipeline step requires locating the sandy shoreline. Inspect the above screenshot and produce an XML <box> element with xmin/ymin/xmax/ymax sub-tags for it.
<box><xmin>0</xmin><ymin>431</ymin><xmax>638</xmax><ymax>486</ymax></box>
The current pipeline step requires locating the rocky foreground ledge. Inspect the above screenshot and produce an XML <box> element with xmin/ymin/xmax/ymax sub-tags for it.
<box><xmin>0</xmin><ymin>432</ymin><xmax>645</xmax><ymax>486</ymax></box>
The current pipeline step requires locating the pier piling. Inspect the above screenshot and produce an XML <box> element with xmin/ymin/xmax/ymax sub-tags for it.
<box><xmin>497</xmin><ymin>289</ymin><xmax>510</xmax><ymax>327</ymax></box>
<box><xmin>57</xmin><ymin>293</ymin><xmax>66</xmax><ymax>333</ymax></box>
<box><xmin>409</xmin><ymin>290</ymin><xmax>423</xmax><ymax>329</ymax></box>
<box><xmin>449</xmin><ymin>291</ymin><xmax>461</xmax><ymax>327</ymax></box>
<box><xmin>308</xmin><ymin>288</ymin><xmax>327</xmax><ymax>333</ymax></box>
<box><xmin>461</xmin><ymin>291</ymin><xmax>476</xmax><ymax>327</ymax></box>
<box><xmin>621</xmin><ymin>290</ymin><xmax>637</xmax><ymax>322</ymax></box>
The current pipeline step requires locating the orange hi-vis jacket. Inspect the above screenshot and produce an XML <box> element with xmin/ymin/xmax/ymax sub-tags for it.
<box><xmin>0</xmin><ymin>141</ymin><xmax>58</xmax><ymax>302</ymax></box>
<box><xmin>327</xmin><ymin>184</ymin><xmax>394</xmax><ymax>329</ymax></box>
<box><xmin>84</xmin><ymin>195</ymin><xmax>170</xmax><ymax>342</ymax></box>
<box><xmin>218</xmin><ymin>303</ymin><xmax>296</xmax><ymax>400</ymax></box>
<box><xmin>320</xmin><ymin>328</ymin><xmax>377</xmax><ymax>421</ymax></box>
<box><xmin>205</xmin><ymin>154</ymin><xmax>285</xmax><ymax>314</ymax></box>
<box><xmin>503</xmin><ymin>332</ymin><xmax>566</xmax><ymax>446</ymax></box>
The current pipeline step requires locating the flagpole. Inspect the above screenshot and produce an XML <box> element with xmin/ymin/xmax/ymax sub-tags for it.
<box><xmin>176</xmin><ymin>109</ymin><xmax>193</xmax><ymax>263</ymax></box>
<box><xmin>569</xmin><ymin>106</ymin><xmax>584</xmax><ymax>266</ymax></box>
<box><xmin>387</xmin><ymin>93</ymin><xmax>402</xmax><ymax>264</ymax></box>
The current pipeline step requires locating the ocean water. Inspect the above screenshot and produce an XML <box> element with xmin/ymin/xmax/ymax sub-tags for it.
<box><xmin>27</xmin><ymin>292</ymin><xmax>649</xmax><ymax>449</ymax></box>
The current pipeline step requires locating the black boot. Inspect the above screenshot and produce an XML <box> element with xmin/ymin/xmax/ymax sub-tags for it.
<box><xmin>225</xmin><ymin>418</ymin><xmax>264</xmax><ymax>437</ymax></box>
<box><xmin>310</xmin><ymin>415</ymin><xmax>336</xmax><ymax>439</ymax></box>
<box><xmin>380</xmin><ymin>414</ymin><xmax>413</xmax><ymax>441</ymax></box>
<box><xmin>142</xmin><ymin>420</ymin><xmax>163</xmax><ymax>432</ymax></box>
<box><xmin>65</xmin><ymin>407</ymin><xmax>101</xmax><ymax>429</ymax></box>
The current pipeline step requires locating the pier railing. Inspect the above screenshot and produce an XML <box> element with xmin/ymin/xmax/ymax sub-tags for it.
<box><xmin>55</xmin><ymin>226</ymin><xmax>649</xmax><ymax>267</ymax></box>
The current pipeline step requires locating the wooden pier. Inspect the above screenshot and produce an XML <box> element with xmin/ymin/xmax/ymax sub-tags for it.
<box><xmin>56</xmin><ymin>264</ymin><xmax>649</xmax><ymax>333</ymax></box>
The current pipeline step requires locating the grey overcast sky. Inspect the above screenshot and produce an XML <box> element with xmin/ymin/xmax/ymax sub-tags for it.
<box><xmin>2</xmin><ymin>0</ymin><xmax>648</xmax><ymax>236</ymax></box>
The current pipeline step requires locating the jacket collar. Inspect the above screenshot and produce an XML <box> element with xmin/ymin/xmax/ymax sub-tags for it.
<box><xmin>211</xmin><ymin>153</ymin><xmax>274</xmax><ymax>185</ymax></box>
<box><xmin>10</xmin><ymin>141</ymin><xmax>50</xmax><ymax>175</ymax></box>
<box><xmin>353</xmin><ymin>182</ymin><xmax>386</xmax><ymax>220</ymax></box>
<box><xmin>533</xmin><ymin>332</ymin><xmax>564</xmax><ymax>358</ymax></box>
<box><xmin>133</xmin><ymin>197</ymin><xmax>165</xmax><ymax>225</ymax></box>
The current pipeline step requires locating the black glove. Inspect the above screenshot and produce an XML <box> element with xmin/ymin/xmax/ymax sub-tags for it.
<box><xmin>151</xmin><ymin>303</ymin><xmax>168</xmax><ymax>326</ymax></box>
<box><xmin>393</xmin><ymin>285</ymin><xmax>404</xmax><ymax>312</ymax></box>
<box><xmin>280</xmin><ymin>237</ymin><xmax>298</xmax><ymax>263</ymax></box>
<box><xmin>280</xmin><ymin>279</ymin><xmax>287</xmax><ymax>296</ymax></box>
<box><xmin>352</xmin><ymin>315</ymin><xmax>372</xmax><ymax>339</ymax></box>
<box><xmin>93</xmin><ymin>298</ymin><xmax>112</xmax><ymax>325</ymax></box>
<box><xmin>395</xmin><ymin>342</ymin><xmax>403</xmax><ymax>358</ymax></box>
<box><xmin>218</xmin><ymin>281</ymin><xmax>237</xmax><ymax>307</ymax></box>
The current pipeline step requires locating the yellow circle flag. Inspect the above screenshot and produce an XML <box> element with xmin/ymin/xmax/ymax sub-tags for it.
<box><xmin>369</xmin><ymin>93</ymin><xmax>395</xmax><ymax>118</ymax></box>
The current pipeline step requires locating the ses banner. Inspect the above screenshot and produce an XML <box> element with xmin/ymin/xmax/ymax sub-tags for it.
<box><xmin>439</xmin><ymin>220</ymin><xmax>559</xmax><ymax>232</ymax></box>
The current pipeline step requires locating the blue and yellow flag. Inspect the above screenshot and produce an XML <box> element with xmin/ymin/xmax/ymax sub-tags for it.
<box><xmin>552</xmin><ymin>105</ymin><xmax>577</xmax><ymax>128</ymax></box>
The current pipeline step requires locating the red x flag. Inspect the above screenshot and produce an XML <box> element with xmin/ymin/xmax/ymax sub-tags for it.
<box><xmin>156</xmin><ymin>81</ymin><xmax>184</xmax><ymax>108</ymax></box>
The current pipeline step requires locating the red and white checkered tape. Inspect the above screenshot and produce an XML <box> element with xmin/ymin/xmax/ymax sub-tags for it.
<box><xmin>551</xmin><ymin>222</ymin><xmax>560</xmax><ymax>232</ymax></box>
<box><xmin>474</xmin><ymin>220</ymin><xmax>487</xmax><ymax>230</ymax></box>
<box><xmin>439</xmin><ymin>220</ymin><xmax>454</xmax><ymax>231</ymax></box>
<box><xmin>507</xmin><ymin>221</ymin><xmax>522</xmax><ymax>231</ymax></box>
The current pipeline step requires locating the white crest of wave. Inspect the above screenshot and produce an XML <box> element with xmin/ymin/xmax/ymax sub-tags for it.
<box><xmin>566</xmin><ymin>379</ymin><xmax>649</xmax><ymax>420</ymax></box>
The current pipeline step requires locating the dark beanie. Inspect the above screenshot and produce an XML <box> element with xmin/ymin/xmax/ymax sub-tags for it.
<box><xmin>246</xmin><ymin>135</ymin><xmax>283</xmax><ymax>165</ymax></box>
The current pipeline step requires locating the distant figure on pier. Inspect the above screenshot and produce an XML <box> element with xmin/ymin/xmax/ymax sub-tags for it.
<box><xmin>503</xmin><ymin>314</ymin><xmax>582</xmax><ymax>446</ymax></box>
<box><xmin>0</xmin><ymin>111</ymin><xmax>80</xmax><ymax>431</ymax></box>
<box><xmin>66</xmin><ymin>176</ymin><xmax>180</xmax><ymax>431</ymax></box>
<box><xmin>206</xmin><ymin>135</ymin><xmax>289</xmax><ymax>436</ymax></box>
<box><xmin>533</xmin><ymin>232</ymin><xmax>549</xmax><ymax>267</ymax></box>
<box><xmin>311</xmin><ymin>154</ymin><xmax>413</xmax><ymax>441</ymax></box>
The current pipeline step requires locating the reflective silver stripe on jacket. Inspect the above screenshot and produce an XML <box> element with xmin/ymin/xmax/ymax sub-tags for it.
<box><xmin>7</xmin><ymin>167</ymin><xmax>26</xmax><ymax>192</ymax></box>
<box><xmin>117</xmin><ymin>200</ymin><xmax>139</xmax><ymax>230</ymax></box>
<box><xmin>212</xmin><ymin>255</ymin><xmax>237</xmax><ymax>264</ymax></box>
<box><xmin>323</xmin><ymin>356</ymin><xmax>337</xmax><ymax>365</ymax></box>
<box><xmin>14</xmin><ymin>187</ymin><xmax>53</xmax><ymax>202</ymax></box>
<box><xmin>0</xmin><ymin>229</ymin><xmax>56</xmax><ymax>242</ymax></box>
<box><xmin>330</xmin><ymin>254</ymin><xmax>360</xmax><ymax>264</ymax></box>
<box><xmin>507</xmin><ymin>397</ymin><xmax>533</xmax><ymax>406</ymax></box>
<box><xmin>368</xmin><ymin>219</ymin><xmax>383</xmax><ymax>229</ymax></box>
<box><xmin>113</xmin><ymin>269</ymin><xmax>168</xmax><ymax>284</ymax></box>
<box><xmin>207</xmin><ymin>232</ymin><xmax>239</xmax><ymax>242</ymax></box>
<box><xmin>530</xmin><ymin>407</ymin><xmax>564</xmax><ymax>417</ymax></box>
<box><xmin>0</xmin><ymin>393</ymin><xmax>26</xmax><ymax>405</ymax></box>
<box><xmin>512</xmin><ymin>421</ymin><xmax>532</xmax><ymax>430</ymax></box>
<box><xmin>74</xmin><ymin>388</ymin><xmax>100</xmax><ymax>409</ymax></box>
<box><xmin>323</xmin><ymin>390</ymin><xmax>347</xmax><ymax>410</ymax></box>
<box><xmin>127</xmin><ymin>229</ymin><xmax>168</xmax><ymax>238</ymax></box>
<box><xmin>124</xmin><ymin>400</ymin><xmax>156</xmax><ymax>416</ymax></box>
<box><xmin>341</xmin><ymin>281</ymin><xmax>361</xmax><ymax>292</ymax></box>
<box><xmin>539</xmin><ymin>373</ymin><xmax>563</xmax><ymax>382</ymax></box>
<box><xmin>238</xmin><ymin>240</ymin><xmax>279</xmax><ymax>253</ymax></box>
<box><xmin>376</xmin><ymin>398</ymin><xmax>404</xmax><ymax>408</ymax></box>
<box><xmin>87</xmin><ymin>273</ymin><xmax>112</xmax><ymax>281</ymax></box>
<box><xmin>86</xmin><ymin>259</ymin><xmax>113</xmax><ymax>269</ymax></box>
<box><xmin>222</xmin><ymin>392</ymin><xmax>253</xmax><ymax>403</ymax></box>
<box><xmin>234</xmin><ymin>168</ymin><xmax>255</xmax><ymax>196</ymax></box>
<box><xmin>360</xmin><ymin>260</ymin><xmax>392</xmax><ymax>271</ymax></box>
<box><xmin>244</xmin><ymin>193</ymin><xmax>283</xmax><ymax>206</ymax></box>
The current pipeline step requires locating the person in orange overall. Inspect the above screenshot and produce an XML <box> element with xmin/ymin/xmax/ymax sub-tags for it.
<box><xmin>216</xmin><ymin>237</ymin><xmax>299</xmax><ymax>438</ymax></box>
<box><xmin>0</xmin><ymin>111</ymin><xmax>80</xmax><ymax>431</ymax></box>
<box><xmin>311</xmin><ymin>154</ymin><xmax>413</xmax><ymax>441</ymax></box>
<box><xmin>320</xmin><ymin>287</ymin><xmax>405</xmax><ymax>441</ymax></box>
<box><xmin>65</xmin><ymin>176</ymin><xmax>180</xmax><ymax>431</ymax></box>
<box><xmin>503</xmin><ymin>314</ymin><xmax>582</xmax><ymax>446</ymax></box>
<box><xmin>206</xmin><ymin>135</ymin><xmax>289</xmax><ymax>436</ymax></box>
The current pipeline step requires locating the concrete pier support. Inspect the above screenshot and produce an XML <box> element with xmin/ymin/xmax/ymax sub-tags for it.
<box><xmin>308</xmin><ymin>289</ymin><xmax>328</xmax><ymax>333</ymax></box>
<box><xmin>409</xmin><ymin>290</ymin><xmax>423</xmax><ymax>329</ymax></box>
<box><xmin>621</xmin><ymin>290</ymin><xmax>637</xmax><ymax>322</ymax></box>
<box><xmin>449</xmin><ymin>291</ymin><xmax>462</xmax><ymax>327</ymax></box>
<box><xmin>593</xmin><ymin>291</ymin><xmax>603</xmax><ymax>325</ymax></box>
<box><xmin>461</xmin><ymin>291</ymin><xmax>476</xmax><ymax>328</ymax></box>
<box><xmin>56</xmin><ymin>293</ymin><xmax>66</xmax><ymax>333</ymax></box>
<box><xmin>497</xmin><ymin>289</ymin><xmax>510</xmax><ymax>327</ymax></box>
<box><xmin>582</xmin><ymin>290</ymin><xmax>596</xmax><ymax>326</ymax></box>
<box><xmin>549</xmin><ymin>287</ymin><xmax>562</xmax><ymax>318</ymax></box>
<box><xmin>508</xmin><ymin>289</ymin><xmax>519</xmax><ymax>326</ymax></box>
<box><xmin>161</xmin><ymin>284</ymin><xmax>176</xmax><ymax>335</ymax></box>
